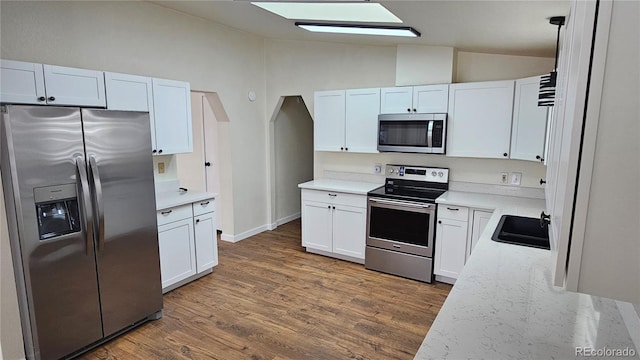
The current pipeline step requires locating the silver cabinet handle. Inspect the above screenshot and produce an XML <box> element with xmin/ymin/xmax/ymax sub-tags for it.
<box><xmin>76</xmin><ymin>157</ymin><xmax>94</xmax><ymax>256</ymax></box>
<box><xmin>89</xmin><ymin>155</ymin><xmax>105</xmax><ymax>253</ymax></box>
<box><xmin>161</xmin><ymin>210</ymin><xmax>173</xmax><ymax>215</ymax></box>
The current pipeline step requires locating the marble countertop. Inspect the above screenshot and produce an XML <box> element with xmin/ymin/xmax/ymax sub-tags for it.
<box><xmin>298</xmin><ymin>179</ymin><xmax>383</xmax><ymax>195</ymax></box>
<box><xmin>155</xmin><ymin>189</ymin><xmax>217</xmax><ymax>211</ymax></box>
<box><xmin>416</xmin><ymin>191</ymin><xmax>638</xmax><ymax>359</ymax></box>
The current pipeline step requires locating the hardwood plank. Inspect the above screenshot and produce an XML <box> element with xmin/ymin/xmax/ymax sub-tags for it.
<box><xmin>79</xmin><ymin>219</ymin><xmax>451</xmax><ymax>360</ymax></box>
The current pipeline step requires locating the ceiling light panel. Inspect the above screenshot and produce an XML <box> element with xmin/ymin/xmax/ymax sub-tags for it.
<box><xmin>251</xmin><ymin>2</ymin><xmax>402</xmax><ymax>23</ymax></box>
<box><xmin>296</xmin><ymin>23</ymin><xmax>420</xmax><ymax>37</ymax></box>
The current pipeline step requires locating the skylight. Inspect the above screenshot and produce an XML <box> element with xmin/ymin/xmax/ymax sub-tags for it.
<box><xmin>251</xmin><ymin>2</ymin><xmax>403</xmax><ymax>23</ymax></box>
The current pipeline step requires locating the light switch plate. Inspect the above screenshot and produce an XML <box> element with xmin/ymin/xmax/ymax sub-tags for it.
<box><xmin>158</xmin><ymin>162</ymin><xmax>165</xmax><ymax>174</ymax></box>
<box><xmin>510</xmin><ymin>172</ymin><xmax>522</xmax><ymax>186</ymax></box>
<box><xmin>501</xmin><ymin>172</ymin><xmax>509</xmax><ymax>184</ymax></box>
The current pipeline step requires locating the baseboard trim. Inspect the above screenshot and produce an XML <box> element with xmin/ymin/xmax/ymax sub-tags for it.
<box><xmin>277</xmin><ymin>212</ymin><xmax>300</xmax><ymax>226</ymax></box>
<box><xmin>220</xmin><ymin>224</ymin><xmax>270</xmax><ymax>243</ymax></box>
<box><xmin>617</xmin><ymin>301</ymin><xmax>640</xmax><ymax>351</ymax></box>
<box><xmin>435</xmin><ymin>274</ymin><xmax>456</xmax><ymax>285</ymax></box>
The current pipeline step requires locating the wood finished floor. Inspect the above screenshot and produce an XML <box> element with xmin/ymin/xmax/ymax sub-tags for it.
<box><xmin>80</xmin><ymin>219</ymin><xmax>452</xmax><ymax>360</ymax></box>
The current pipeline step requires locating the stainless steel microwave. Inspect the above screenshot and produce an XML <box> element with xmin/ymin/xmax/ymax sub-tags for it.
<box><xmin>377</xmin><ymin>113</ymin><xmax>447</xmax><ymax>154</ymax></box>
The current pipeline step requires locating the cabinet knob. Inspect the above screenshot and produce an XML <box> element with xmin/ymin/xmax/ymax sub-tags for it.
<box><xmin>196</xmin><ymin>219</ymin><xmax>200</xmax><ymax>224</ymax></box>
<box><xmin>38</xmin><ymin>96</ymin><xmax>46</xmax><ymax>102</ymax></box>
<box><xmin>413</xmin><ymin>108</ymin><xmax>417</xmax><ymax>112</ymax></box>
<box><xmin>345</xmin><ymin>147</ymin><xmax>348</xmax><ymax>151</ymax></box>
<box><xmin>340</xmin><ymin>147</ymin><xmax>344</xmax><ymax>151</ymax></box>
<box><xmin>327</xmin><ymin>205</ymin><xmax>331</xmax><ymax>209</ymax></box>
<box><xmin>158</xmin><ymin>149</ymin><xmax>163</xmax><ymax>154</ymax></box>
<box><xmin>205</xmin><ymin>162</ymin><xmax>211</xmax><ymax>167</ymax></box>
<box><xmin>152</xmin><ymin>149</ymin><xmax>157</xmax><ymax>154</ymax></box>
<box><xmin>48</xmin><ymin>96</ymin><xmax>55</xmax><ymax>101</ymax></box>
<box><xmin>332</xmin><ymin>206</ymin><xmax>336</xmax><ymax>210</ymax></box>
<box><xmin>536</xmin><ymin>155</ymin><xmax>541</xmax><ymax>160</ymax></box>
<box><xmin>540</xmin><ymin>178</ymin><xmax>547</xmax><ymax>185</ymax></box>
<box><xmin>438</xmin><ymin>220</ymin><xmax>442</xmax><ymax>224</ymax></box>
<box><xmin>407</xmin><ymin>108</ymin><xmax>411</xmax><ymax>112</ymax></box>
<box><xmin>503</xmin><ymin>153</ymin><xmax>508</xmax><ymax>157</ymax></box>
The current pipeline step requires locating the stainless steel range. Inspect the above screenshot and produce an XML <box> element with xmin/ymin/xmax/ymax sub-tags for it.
<box><xmin>365</xmin><ymin>164</ymin><xmax>449</xmax><ymax>283</ymax></box>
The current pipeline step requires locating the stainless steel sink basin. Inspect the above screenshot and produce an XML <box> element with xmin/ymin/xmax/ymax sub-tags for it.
<box><xmin>491</xmin><ymin>215</ymin><xmax>550</xmax><ymax>250</ymax></box>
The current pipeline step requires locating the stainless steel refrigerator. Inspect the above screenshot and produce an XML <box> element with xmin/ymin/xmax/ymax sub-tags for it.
<box><xmin>0</xmin><ymin>105</ymin><xmax>163</xmax><ymax>360</ymax></box>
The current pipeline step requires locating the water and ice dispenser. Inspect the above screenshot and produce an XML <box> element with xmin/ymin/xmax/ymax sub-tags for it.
<box><xmin>34</xmin><ymin>184</ymin><xmax>81</xmax><ymax>240</ymax></box>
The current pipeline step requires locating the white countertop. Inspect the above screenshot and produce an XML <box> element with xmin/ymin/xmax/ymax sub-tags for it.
<box><xmin>298</xmin><ymin>179</ymin><xmax>383</xmax><ymax>195</ymax></box>
<box><xmin>155</xmin><ymin>189</ymin><xmax>217</xmax><ymax>211</ymax></box>
<box><xmin>416</xmin><ymin>191</ymin><xmax>637</xmax><ymax>359</ymax></box>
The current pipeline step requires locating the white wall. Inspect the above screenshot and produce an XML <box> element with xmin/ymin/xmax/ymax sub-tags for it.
<box><xmin>396</xmin><ymin>45</ymin><xmax>456</xmax><ymax>85</ymax></box>
<box><xmin>0</xmin><ymin>0</ymin><xmax>269</xmax><ymax>238</ymax></box>
<box><xmin>273</xmin><ymin>97</ymin><xmax>314</xmax><ymax>223</ymax></box>
<box><xmin>456</xmin><ymin>52</ymin><xmax>555</xmax><ymax>82</ymax></box>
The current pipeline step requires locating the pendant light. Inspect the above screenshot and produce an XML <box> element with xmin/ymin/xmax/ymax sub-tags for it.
<box><xmin>539</xmin><ymin>16</ymin><xmax>566</xmax><ymax>106</ymax></box>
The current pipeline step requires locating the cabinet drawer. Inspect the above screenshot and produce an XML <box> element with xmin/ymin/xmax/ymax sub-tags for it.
<box><xmin>302</xmin><ymin>189</ymin><xmax>366</xmax><ymax>208</ymax></box>
<box><xmin>193</xmin><ymin>198</ymin><xmax>216</xmax><ymax>217</ymax></box>
<box><xmin>157</xmin><ymin>204</ymin><xmax>193</xmax><ymax>226</ymax></box>
<box><xmin>438</xmin><ymin>205</ymin><xmax>469</xmax><ymax>221</ymax></box>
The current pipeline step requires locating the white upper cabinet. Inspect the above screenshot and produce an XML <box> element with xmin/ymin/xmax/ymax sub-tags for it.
<box><xmin>152</xmin><ymin>78</ymin><xmax>193</xmax><ymax>155</ymax></box>
<box><xmin>314</xmin><ymin>90</ymin><xmax>346</xmax><ymax>152</ymax></box>
<box><xmin>105</xmin><ymin>72</ymin><xmax>154</xmax><ymax>112</ymax></box>
<box><xmin>380</xmin><ymin>84</ymin><xmax>449</xmax><ymax>114</ymax></box>
<box><xmin>42</xmin><ymin>65</ymin><xmax>106</xmax><ymax>107</ymax></box>
<box><xmin>345</xmin><ymin>88</ymin><xmax>380</xmax><ymax>153</ymax></box>
<box><xmin>510</xmin><ymin>76</ymin><xmax>549</xmax><ymax>162</ymax></box>
<box><xmin>380</xmin><ymin>86</ymin><xmax>413</xmax><ymax>114</ymax></box>
<box><xmin>413</xmin><ymin>84</ymin><xmax>449</xmax><ymax>113</ymax></box>
<box><xmin>1</xmin><ymin>60</ymin><xmax>106</xmax><ymax>107</ymax></box>
<box><xmin>0</xmin><ymin>60</ymin><xmax>46</xmax><ymax>104</ymax></box>
<box><xmin>314</xmin><ymin>88</ymin><xmax>379</xmax><ymax>153</ymax></box>
<box><xmin>447</xmin><ymin>80</ymin><xmax>515</xmax><ymax>159</ymax></box>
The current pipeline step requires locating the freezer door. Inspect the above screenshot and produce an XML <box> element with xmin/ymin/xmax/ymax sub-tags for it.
<box><xmin>82</xmin><ymin>109</ymin><xmax>162</xmax><ymax>336</ymax></box>
<box><xmin>1</xmin><ymin>105</ymin><xmax>103</xmax><ymax>360</ymax></box>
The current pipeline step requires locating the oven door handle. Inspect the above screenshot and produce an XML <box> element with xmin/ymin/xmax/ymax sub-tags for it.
<box><xmin>369</xmin><ymin>198</ymin><xmax>434</xmax><ymax>210</ymax></box>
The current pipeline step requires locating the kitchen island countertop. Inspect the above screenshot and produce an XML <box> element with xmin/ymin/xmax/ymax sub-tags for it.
<box><xmin>155</xmin><ymin>189</ymin><xmax>218</xmax><ymax>211</ymax></box>
<box><xmin>415</xmin><ymin>191</ymin><xmax>638</xmax><ymax>359</ymax></box>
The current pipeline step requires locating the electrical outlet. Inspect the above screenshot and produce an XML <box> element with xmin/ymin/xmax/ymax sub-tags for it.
<box><xmin>374</xmin><ymin>163</ymin><xmax>382</xmax><ymax>174</ymax></box>
<box><xmin>500</xmin><ymin>172</ymin><xmax>509</xmax><ymax>184</ymax></box>
<box><xmin>158</xmin><ymin>162</ymin><xmax>165</xmax><ymax>174</ymax></box>
<box><xmin>510</xmin><ymin>172</ymin><xmax>522</xmax><ymax>186</ymax></box>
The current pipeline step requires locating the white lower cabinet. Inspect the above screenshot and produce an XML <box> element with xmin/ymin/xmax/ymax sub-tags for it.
<box><xmin>301</xmin><ymin>190</ymin><xmax>366</xmax><ymax>262</ymax></box>
<box><xmin>434</xmin><ymin>217</ymin><xmax>468</xmax><ymax>280</ymax></box>
<box><xmin>194</xmin><ymin>211</ymin><xmax>218</xmax><ymax>273</ymax></box>
<box><xmin>435</xmin><ymin>205</ymin><xmax>493</xmax><ymax>283</ymax></box>
<box><xmin>158</xmin><ymin>218</ymin><xmax>196</xmax><ymax>289</ymax></box>
<box><xmin>157</xmin><ymin>197</ymin><xmax>217</xmax><ymax>292</ymax></box>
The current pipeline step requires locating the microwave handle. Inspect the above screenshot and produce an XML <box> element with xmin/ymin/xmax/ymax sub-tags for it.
<box><xmin>427</xmin><ymin>121</ymin><xmax>434</xmax><ymax>148</ymax></box>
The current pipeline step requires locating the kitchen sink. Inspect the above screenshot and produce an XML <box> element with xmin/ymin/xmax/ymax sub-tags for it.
<box><xmin>491</xmin><ymin>215</ymin><xmax>550</xmax><ymax>250</ymax></box>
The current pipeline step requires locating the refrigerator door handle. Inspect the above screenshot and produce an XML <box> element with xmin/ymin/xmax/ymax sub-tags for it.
<box><xmin>88</xmin><ymin>155</ymin><xmax>105</xmax><ymax>253</ymax></box>
<box><xmin>76</xmin><ymin>156</ymin><xmax>94</xmax><ymax>256</ymax></box>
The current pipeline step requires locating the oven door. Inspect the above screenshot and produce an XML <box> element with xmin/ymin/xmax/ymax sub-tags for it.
<box><xmin>366</xmin><ymin>198</ymin><xmax>435</xmax><ymax>257</ymax></box>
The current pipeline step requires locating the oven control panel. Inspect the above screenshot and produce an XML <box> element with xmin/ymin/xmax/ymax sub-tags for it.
<box><xmin>386</xmin><ymin>164</ymin><xmax>449</xmax><ymax>183</ymax></box>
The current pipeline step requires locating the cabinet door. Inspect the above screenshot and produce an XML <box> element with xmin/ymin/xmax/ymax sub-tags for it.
<box><xmin>447</xmin><ymin>80</ymin><xmax>514</xmax><ymax>159</ymax></box>
<box><xmin>380</xmin><ymin>87</ymin><xmax>413</xmax><ymax>114</ymax></box>
<box><xmin>314</xmin><ymin>90</ymin><xmax>346</xmax><ymax>151</ymax></box>
<box><xmin>158</xmin><ymin>218</ymin><xmax>196</xmax><ymax>290</ymax></box>
<box><xmin>152</xmin><ymin>78</ymin><xmax>193</xmax><ymax>155</ymax></box>
<box><xmin>42</xmin><ymin>64</ymin><xmax>106</xmax><ymax>107</ymax></box>
<box><xmin>434</xmin><ymin>218</ymin><xmax>468</xmax><ymax>279</ymax></box>
<box><xmin>332</xmin><ymin>205</ymin><xmax>366</xmax><ymax>260</ymax></box>
<box><xmin>510</xmin><ymin>76</ymin><xmax>549</xmax><ymax>161</ymax></box>
<box><xmin>194</xmin><ymin>212</ymin><xmax>218</xmax><ymax>274</ymax></box>
<box><xmin>0</xmin><ymin>60</ymin><xmax>46</xmax><ymax>104</ymax></box>
<box><xmin>413</xmin><ymin>84</ymin><xmax>449</xmax><ymax>113</ymax></box>
<box><xmin>345</xmin><ymin>88</ymin><xmax>380</xmax><ymax>153</ymax></box>
<box><xmin>301</xmin><ymin>200</ymin><xmax>333</xmax><ymax>252</ymax></box>
<box><xmin>468</xmin><ymin>210</ymin><xmax>493</xmax><ymax>259</ymax></box>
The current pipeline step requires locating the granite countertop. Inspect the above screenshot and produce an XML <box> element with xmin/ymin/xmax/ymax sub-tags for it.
<box><xmin>416</xmin><ymin>191</ymin><xmax>638</xmax><ymax>359</ymax></box>
<box><xmin>298</xmin><ymin>179</ymin><xmax>383</xmax><ymax>195</ymax></box>
<box><xmin>155</xmin><ymin>189</ymin><xmax>218</xmax><ymax>211</ymax></box>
